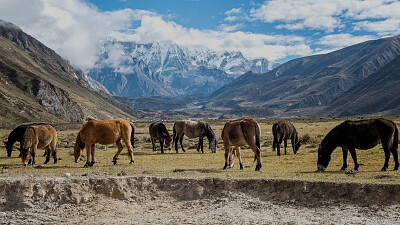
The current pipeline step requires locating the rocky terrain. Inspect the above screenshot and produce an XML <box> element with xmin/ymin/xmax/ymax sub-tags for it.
<box><xmin>0</xmin><ymin>175</ymin><xmax>399</xmax><ymax>224</ymax></box>
<box><xmin>0</xmin><ymin>19</ymin><xmax>138</xmax><ymax>123</ymax></box>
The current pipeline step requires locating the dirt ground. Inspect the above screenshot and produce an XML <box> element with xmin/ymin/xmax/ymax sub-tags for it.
<box><xmin>1</xmin><ymin>175</ymin><xmax>399</xmax><ymax>225</ymax></box>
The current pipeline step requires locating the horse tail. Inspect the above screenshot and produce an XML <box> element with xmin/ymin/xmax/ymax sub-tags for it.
<box><xmin>391</xmin><ymin>122</ymin><xmax>398</xmax><ymax>152</ymax></box>
<box><xmin>173</xmin><ymin>122</ymin><xmax>177</xmax><ymax>141</ymax></box>
<box><xmin>130</xmin><ymin>123</ymin><xmax>135</xmax><ymax>148</ymax></box>
<box><xmin>255</xmin><ymin>123</ymin><xmax>260</xmax><ymax>149</ymax></box>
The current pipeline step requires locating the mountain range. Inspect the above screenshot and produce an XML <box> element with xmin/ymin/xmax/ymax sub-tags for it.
<box><xmin>87</xmin><ymin>40</ymin><xmax>279</xmax><ymax>97</ymax></box>
<box><xmin>0</xmin><ymin>19</ymin><xmax>137</xmax><ymax>123</ymax></box>
<box><xmin>205</xmin><ymin>35</ymin><xmax>400</xmax><ymax>117</ymax></box>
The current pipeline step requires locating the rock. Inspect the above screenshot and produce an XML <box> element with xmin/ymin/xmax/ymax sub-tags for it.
<box><xmin>64</xmin><ymin>173</ymin><xmax>71</xmax><ymax>178</ymax></box>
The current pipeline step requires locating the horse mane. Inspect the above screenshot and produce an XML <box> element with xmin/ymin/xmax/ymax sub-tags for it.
<box><xmin>204</xmin><ymin>122</ymin><xmax>215</xmax><ymax>143</ymax></box>
<box><xmin>75</xmin><ymin>130</ymin><xmax>85</xmax><ymax>149</ymax></box>
<box><xmin>157</xmin><ymin>123</ymin><xmax>170</xmax><ymax>137</ymax></box>
<box><xmin>21</xmin><ymin>126</ymin><xmax>35</xmax><ymax>148</ymax></box>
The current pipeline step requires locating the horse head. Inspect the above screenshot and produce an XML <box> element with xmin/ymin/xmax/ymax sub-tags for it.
<box><xmin>163</xmin><ymin>133</ymin><xmax>173</xmax><ymax>149</ymax></box>
<box><xmin>317</xmin><ymin>144</ymin><xmax>331</xmax><ymax>171</ymax></box>
<box><xmin>74</xmin><ymin>140</ymin><xmax>85</xmax><ymax>163</ymax></box>
<box><xmin>294</xmin><ymin>140</ymin><xmax>302</xmax><ymax>154</ymax></box>
<box><xmin>4</xmin><ymin>141</ymin><xmax>12</xmax><ymax>157</ymax></box>
<box><xmin>16</xmin><ymin>147</ymin><xmax>31</xmax><ymax>166</ymax></box>
<box><xmin>210</xmin><ymin>138</ymin><xmax>217</xmax><ymax>153</ymax></box>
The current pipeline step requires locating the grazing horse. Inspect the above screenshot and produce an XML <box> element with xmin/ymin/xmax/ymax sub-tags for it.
<box><xmin>172</xmin><ymin>120</ymin><xmax>217</xmax><ymax>153</ymax></box>
<box><xmin>74</xmin><ymin>118</ymin><xmax>135</xmax><ymax>167</ymax></box>
<box><xmin>17</xmin><ymin>125</ymin><xmax>57</xmax><ymax>166</ymax></box>
<box><xmin>4</xmin><ymin>123</ymin><xmax>50</xmax><ymax>157</ymax></box>
<box><xmin>149</xmin><ymin>122</ymin><xmax>173</xmax><ymax>154</ymax></box>
<box><xmin>317</xmin><ymin>118</ymin><xmax>399</xmax><ymax>172</ymax></box>
<box><xmin>222</xmin><ymin>118</ymin><xmax>262</xmax><ymax>171</ymax></box>
<box><xmin>272</xmin><ymin>121</ymin><xmax>301</xmax><ymax>156</ymax></box>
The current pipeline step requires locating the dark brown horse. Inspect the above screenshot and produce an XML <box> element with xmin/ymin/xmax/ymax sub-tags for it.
<box><xmin>74</xmin><ymin>118</ymin><xmax>135</xmax><ymax>167</ymax></box>
<box><xmin>18</xmin><ymin>125</ymin><xmax>57</xmax><ymax>166</ymax></box>
<box><xmin>4</xmin><ymin>123</ymin><xmax>50</xmax><ymax>157</ymax></box>
<box><xmin>172</xmin><ymin>120</ymin><xmax>217</xmax><ymax>153</ymax></box>
<box><xmin>272</xmin><ymin>121</ymin><xmax>301</xmax><ymax>156</ymax></box>
<box><xmin>222</xmin><ymin>118</ymin><xmax>262</xmax><ymax>171</ymax></box>
<box><xmin>149</xmin><ymin>122</ymin><xmax>173</xmax><ymax>154</ymax></box>
<box><xmin>317</xmin><ymin>118</ymin><xmax>399</xmax><ymax>171</ymax></box>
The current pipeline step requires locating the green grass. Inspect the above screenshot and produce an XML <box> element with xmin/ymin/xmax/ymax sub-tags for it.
<box><xmin>1</xmin><ymin>119</ymin><xmax>400</xmax><ymax>184</ymax></box>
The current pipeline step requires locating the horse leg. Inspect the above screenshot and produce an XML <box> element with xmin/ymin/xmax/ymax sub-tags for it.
<box><xmin>223</xmin><ymin>146</ymin><xmax>230</xmax><ymax>169</ymax></box>
<box><xmin>151</xmin><ymin>138</ymin><xmax>156</xmax><ymax>152</ymax></box>
<box><xmin>291</xmin><ymin>137</ymin><xmax>296</xmax><ymax>154</ymax></box>
<box><xmin>381</xmin><ymin>143</ymin><xmax>391</xmax><ymax>171</ymax></box>
<box><xmin>179</xmin><ymin>134</ymin><xmax>186</xmax><ymax>153</ymax></box>
<box><xmin>91</xmin><ymin>144</ymin><xmax>96</xmax><ymax>165</ymax></box>
<box><xmin>390</xmin><ymin>146</ymin><xmax>399</xmax><ymax>171</ymax></box>
<box><xmin>237</xmin><ymin>147</ymin><xmax>243</xmax><ymax>170</ymax></box>
<box><xmin>200</xmin><ymin>137</ymin><xmax>204</xmax><ymax>153</ymax></box>
<box><xmin>174</xmin><ymin>133</ymin><xmax>179</xmax><ymax>153</ymax></box>
<box><xmin>113</xmin><ymin>140</ymin><xmax>124</xmax><ymax>165</ymax></box>
<box><xmin>197</xmin><ymin>137</ymin><xmax>201</xmax><ymax>152</ymax></box>
<box><xmin>341</xmin><ymin>147</ymin><xmax>348</xmax><ymax>171</ymax></box>
<box><xmin>272</xmin><ymin>138</ymin><xmax>276</xmax><ymax>152</ymax></box>
<box><xmin>284</xmin><ymin>139</ymin><xmax>287</xmax><ymax>155</ymax></box>
<box><xmin>277</xmin><ymin>138</ymin><xmax>282</xmax><ymax>156</ymax></box>
<box><xmin>84</xmin><ymin>144</ymin><xmax>92</xmax><ymax>168</ymax></box>
<box><xmin>44</xmin><ymin>146</ymin><xmax>51</xmax><ymax>164</ymax></box>
<box><xmin>52</xmin><ymin>140</ymin><xmax>58</xmax><ymax>164</ymax></box>
<box><xmin>348</xmin><ymin>147</ymin><xmax>359</xmax><ymax>171</ymax></box>
<box><xmin>31</xmin><ymin>146</ymin><xmax>37</xmax><ymax>166</ymax></box>
<box><xmin>123</xmin><ymin>135</ymin><xmax>135</xmax><ymax>165</ymax></box>
<box><xmin>228</xmin><ymin>147</ymin><xmax>235</xmax><ymax>168</ymax></box>
<box><xmin>160</xmin><ymin>139</ymin><xmax>164</xmax><ymax>154</ymax></box>
<box><xmin>248</xmin><ymin>141</ymin><xmax>262</xmax><ymax>171</ymax></box>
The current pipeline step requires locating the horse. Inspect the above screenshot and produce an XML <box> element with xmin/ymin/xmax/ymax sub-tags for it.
<box><xmin>172</xmin><ymin>120</ymin><xmax>217</xmax><ymax>153</ymax></box>
<box><xmin>4</xmin><ymin>123</ymin><xmax>50</xmax><ymax>157</ymax></box>
<box><xmin>317</xmin><ymin>118</ymin><xmax>399</xmax><ymax>172</ymax></box>
<box><xmin>222</xmin><ymin>118</ymin><xmax>262</xmax><ymax>171</ymax></box>
<box><xmin>149</xmin><ymin>122</ymin><xmax>173</xmax><ymax>154</ymax></box>
<box><xmin>74</xmin><ymin>118</ymin><xmax>135</xmax><ymax>167</ymax></box>
<box><xmin>272</xmin><ymin>121</ymin><xmax>301</xmax><ymax>156</ymax></box>
<box><xmin>17</xmin><ymin>125</ymin><xmax>57</xmax><ymax>166</ymax></box>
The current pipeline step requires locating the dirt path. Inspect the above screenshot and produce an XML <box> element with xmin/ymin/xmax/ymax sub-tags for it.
<box><xmin>0</xmin><ymin>175</ymin><xmax>399</xmax><ymax>224</ymax></box>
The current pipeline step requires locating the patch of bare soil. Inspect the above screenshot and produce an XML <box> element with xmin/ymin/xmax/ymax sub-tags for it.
<box><xmin>0</xmin><ymin>175</ymin><xmax>399</xmax><ymax>224</ymax></box>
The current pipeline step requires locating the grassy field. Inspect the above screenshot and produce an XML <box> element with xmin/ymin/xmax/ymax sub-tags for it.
<box><xmin>1</xmin><ymin>118</ymin><xmax>400</xmax><ymax>184</ymax></box>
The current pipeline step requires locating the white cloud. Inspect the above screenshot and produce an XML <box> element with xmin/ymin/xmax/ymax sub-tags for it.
<box><xmin>218</xmin><ymin>23</ymin><xmax>242</xmax><ymax>32</ymax></box>
<box><xmin>0</xmin><ymin>0</ymin><xmax>153</xmax><ymax>69</ymax></box>
<box><xmin>224</xmin><ymin>8</ymin><xmax>241</xmax><ymax>15</ymax></box>
<box><xmin>250</xmin><ymin>0</ymin><xmax>400</xmax><ymax>34</ymax></box>
<box><xmin>317</xmin><ymin>34</ymin><xmax>375</xmax><ymax>48</ymax></box>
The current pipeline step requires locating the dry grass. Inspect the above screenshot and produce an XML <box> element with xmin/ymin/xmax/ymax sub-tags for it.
<box><xmin>1</xmin><ymin>119</ymin><xmax>400</xmax><ymax>184</ymax></box>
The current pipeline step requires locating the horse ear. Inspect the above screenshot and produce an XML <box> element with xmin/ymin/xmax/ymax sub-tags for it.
<box><xmin>162</xmin><ymin>132</ymin><xmax>169</xmax><ymax>137</ymax></box>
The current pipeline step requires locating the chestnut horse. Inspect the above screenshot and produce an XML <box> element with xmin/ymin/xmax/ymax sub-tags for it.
<box><xmin>317</xmin><ymin>118</ymin><xmax>399</xmax><ymax>172</ymax></box>
<box><xmin>222</xmin><ymin>118</ymin><xmax>262</xmax><ymax>171</ymax></box>
<box><xmin>18</xmin><ymin>125</ymin><xmax>57</xmax><ymax>166</ymax></box>
<box><xmin>149</xmin><ymin>122</ymin><xmax>173</xmax><ymax>154</ymax></box>
<box><xmin>74</xmin><ymin>118</ymin><xmax>135</xmax><ymax>167</ymax></box>
<box><xmin>272</xmin><ymin>121</ymin><xmax>301</xmax><ymax>156</ymax></box>
<box><xmin>172</xmin><ymin>120</ymin><xmax>217</xmax><ymax>153</ymax></box>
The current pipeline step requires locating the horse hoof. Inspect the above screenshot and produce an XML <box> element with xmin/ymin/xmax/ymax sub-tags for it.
<box><xmin>381</xmin><ymin>167</ymin><xmax>387</xmax><ymax>171</ymax></box>
<box><xmin>223</xmin><ymin>164</ymin><xmax>228</xmax><ymax>170</ymax></box>
<box><xmin>130</xmin><ymin>161</ymin><xmax>134</xmax><ymax>165</ymax></box>
<box><xmin>113</xmin><ymin>160</ymin><xmax>117</xmax><ymax>165</ymax></box>
<box><xmin>44</xmin><ymin>161</ymin><xmax>49</xmax><ymax>165</ymax></box>
<box><xmin>84</xmin><ymin>163</ymin><xmax>89</xmax><ymax>168</ymax></box>
<box><xmin>240</xmin><ymin>164</ymin><xmax>243</xmax><ymax>170</ymax></box>
<box><xmin>393</xmin><ymin>167</ymin><xmax>398</xmax><ymax>171</ymax></box>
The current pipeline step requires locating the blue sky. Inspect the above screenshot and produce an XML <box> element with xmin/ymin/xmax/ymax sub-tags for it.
<box><xmin>1</xmin><ymin>0</ymin><xmax>399</xmax><ymax>68</ymax></box>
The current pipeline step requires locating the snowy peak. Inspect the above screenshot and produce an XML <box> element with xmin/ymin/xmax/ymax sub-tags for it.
<box><xmin>87</xmin><ymin>40</ymin><xmax>279</xmax><ymax>97</ymax></box>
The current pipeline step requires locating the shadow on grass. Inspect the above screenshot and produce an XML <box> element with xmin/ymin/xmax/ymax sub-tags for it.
<box><xmin>172</xmin><ymin>168</ymin><xmax>222</xmax><ymax>173</ymax></box>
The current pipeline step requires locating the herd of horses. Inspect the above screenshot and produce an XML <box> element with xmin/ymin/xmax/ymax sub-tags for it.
<box><xmin>2</xmin><ymin>118</ymin><xmax>399</xmax><ymax>172</ymax></box>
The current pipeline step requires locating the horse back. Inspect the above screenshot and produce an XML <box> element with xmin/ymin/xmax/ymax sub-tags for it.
<box><xmin>273</xmin><ymin>121</ymin><xmax>296</xmax><ymax>140</ymax></box>
<box><xmin>149</xmin><ymin>122</ymin><xmax>170</xmax><ymax>140</ymax></box>
<box><xmin>222</xmin><ymin>118</ymin><xmax>259</xmax><ymax>146</ymax></box>
<box><xmin>175</xmin><ymin>120</ymin><xmax>205</xmax><ymax>138</ymax></box>
<box><xmin>28</xmin><ymin>125</ymin><xmax>57</xmax><ymax>148</ymax></box>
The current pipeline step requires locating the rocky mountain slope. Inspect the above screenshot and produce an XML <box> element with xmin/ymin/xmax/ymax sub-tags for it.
<box><xmin>206</xmin><ymin>35</ymin><xmax>400</xmax><ymax>113</ymax></box>
<box><xmin>323</xmin><ymin>54</ymin><xmax>400</xmax><ymax>117</ymax></box>
<box><xmin>87</xmin><ymin>40</ymin><xmax>279</xmax><ymax>96</ymax></box>
<box><xmin>0</xmin><ymin>19</ymin><xmax>137</xmax><ymax>123</ymax></box>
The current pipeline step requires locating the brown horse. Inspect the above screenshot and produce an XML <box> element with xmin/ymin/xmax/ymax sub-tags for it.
<box><xmin>74</xmin><ymin>118</ymin><xmax>135</xmax><ymax>167</ymax></box>
<box><xmin>317</xmin><ymin>118</ymin><xmax>399</xmax><ymax>171</ymax></box>
<box><xmin>272</xmin><ymin>121</ymin><xmax>301</xmax><ymax>156</ymax></box>
<box><xmin>17</xmin><ymin>125</ymin><xmax>57</xmax><ymax>166</ymax></box>
<box><xmin>222</xmin><ymin>118</ymin><xmax>262</xmax><ymax>171</ymax></box>
<box><xmin>149</xmin><ymin>122</ymin><xmax>173</xmax><ymax>154</ymax></box>
<box><xmin>172</xmin><ymin>120</ymin><xmax>217</xmax><ymax>153</ymax></box>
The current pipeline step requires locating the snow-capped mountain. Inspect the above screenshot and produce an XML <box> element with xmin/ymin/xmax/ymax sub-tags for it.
<box><xmin>87</xmin><ymin>40</ymin><xmax>279</xmax><ymax>97</ymax></box>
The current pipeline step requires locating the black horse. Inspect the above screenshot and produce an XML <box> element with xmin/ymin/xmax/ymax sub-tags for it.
<box><xmin>4</xmin><ymin>123</ymin><xmax>50</xmax><ymax>157</ymax></box>
<box><xmin>317</xmin><ymin>118</ymin><xmax>399</xmax><ymax>172</ymax></box>
<box><xmin>272</xmin><ymin>121</ymin><xmax>301</xmax><ymax>156</ymax></box>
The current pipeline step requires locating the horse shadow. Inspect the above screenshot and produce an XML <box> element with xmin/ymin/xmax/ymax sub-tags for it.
<box><xmin>172</xmin><ymin>168</ymin><xmax>222</xmax><ymax>173</ymax></box>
